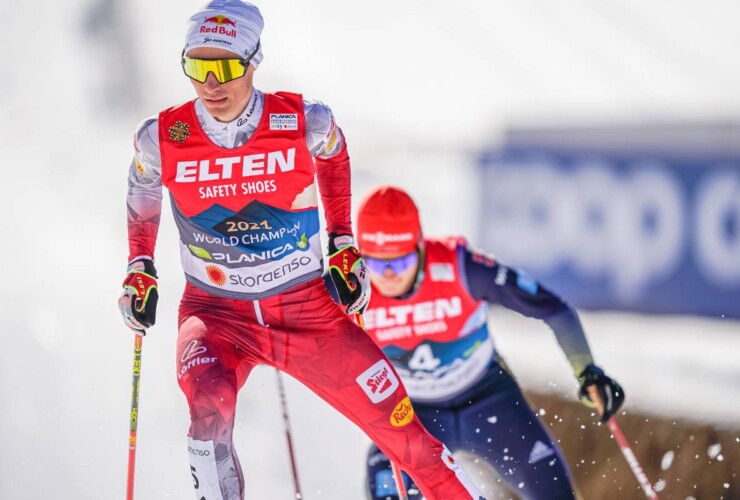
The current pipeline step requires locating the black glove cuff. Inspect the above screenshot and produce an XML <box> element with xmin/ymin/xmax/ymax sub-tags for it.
<box><xmin>328</xmin><ymin>233</ymin><xmax>353</xmax><ymax>254</ymax></box>
<box><xmin>578</xmin><ymin>364</ymin><xmax>604</xmax><ymax>384</ymax></box>
<box><xmin>129</xmin><ymin>257</ymin><xmax>159</xmax><ymax>278</ymax></box>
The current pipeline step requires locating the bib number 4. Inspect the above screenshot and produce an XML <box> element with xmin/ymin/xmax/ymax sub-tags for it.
<box><xmin>408</xmin><ymin>344</ymin><xmax>441</xmax><ymax>371</ymax></box>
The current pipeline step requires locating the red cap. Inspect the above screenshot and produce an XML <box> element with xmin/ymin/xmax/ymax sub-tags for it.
<box><xmin>357</xmin><ymin>186</ymin><xmax>422</xmax><ymax>255</ymax></box>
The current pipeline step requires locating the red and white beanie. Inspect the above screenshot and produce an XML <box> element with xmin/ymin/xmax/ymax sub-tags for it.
<box><xmin>184</xmin><ymin>0</ymin><xmax>264</xmax><ymax>66</ymax></box>
<box><xmin>357</xmin><ymin>186</ymin><xmax>422</xmax><ymax>256</ymax></box>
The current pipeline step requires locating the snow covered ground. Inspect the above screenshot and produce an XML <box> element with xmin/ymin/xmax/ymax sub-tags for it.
<box><xmin>1</xmin><ymin>1</ymin><xmax>738</xmax><ymax>499</ymax></box>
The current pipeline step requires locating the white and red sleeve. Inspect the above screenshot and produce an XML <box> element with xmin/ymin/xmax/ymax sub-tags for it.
<box><xmin>126</xmin><ymin>117</ymin><xmax>163</xmax><ymax>263</ymax></box>
<box><xmin>304</xmin><ymin>100</ymin><xmax>352</xmax><ymax>236</ymax></box>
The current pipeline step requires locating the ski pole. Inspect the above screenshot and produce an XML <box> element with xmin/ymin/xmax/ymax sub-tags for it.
<box><xmin>607</xmin><ymin>418</ymin><xmax>659</xmax><ymax>499</ymax></box>
<box><xmin>354</xmin><ymin>313</ymin><xmax>409</xmax><ymax>500</ymax></box>
<box><xmin>587</xmin><ymin>386</ymin><xmax>659</xmax><ymax>499</ymax></box>
<box><xmin>126</xmin><ymin>334</ymin><xmax>144</xmax><ymax>500</ymax></box>
<box><xmin>390</xmin><ymin>461</ymin><xmax>409</xmax><ymax>500</ymax></box>
<box><xmin>276</xmin><ymin>369</ymin><xmax>303</xmax><ymax>499</ymax></box>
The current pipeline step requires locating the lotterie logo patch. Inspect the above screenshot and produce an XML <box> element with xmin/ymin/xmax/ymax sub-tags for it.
<box><xmin>356</xmin><ymin>359</ymin><xmax>399</xmax><ymax>404</ymax></box>
<box><xmin>270</xmin><ymin>113</ymin><xmax>298</xmax><ymax>131</ymax></box>
<box><xmin>430</xmin><ymin>263</ymin><xmax>454</xmax><ymax>282</ymax></box>
<box><xmin>169</xmin><ymin>121</ymin><xmax>190</xmax><ymax>144</ymax></box>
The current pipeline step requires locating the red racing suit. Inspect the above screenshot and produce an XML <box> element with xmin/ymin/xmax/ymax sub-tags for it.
<box><xmin>127</xmin><ymin>91</ymin><xmax>483</xmax><ymax>499</ymax></box>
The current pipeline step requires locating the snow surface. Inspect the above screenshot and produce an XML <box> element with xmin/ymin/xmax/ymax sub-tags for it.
<box><xmin>1</xmin><ymin>1</ymin><xmax>738</xmax><ymax>499</ymax></box>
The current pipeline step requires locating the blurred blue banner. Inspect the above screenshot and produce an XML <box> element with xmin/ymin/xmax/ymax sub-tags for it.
<box><xmin>477</xmin><ymin>146</ymin><xmax>740</xmax><ymax>318</ymax></box>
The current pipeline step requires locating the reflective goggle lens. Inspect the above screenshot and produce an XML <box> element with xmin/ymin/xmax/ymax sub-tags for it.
<box><xmin>366</xmin><ymin>252</ymin><xmax>419</xmax><ymax>275</ymax></box>
<box><xmin>181</xmin><ymin>57</ymin><xmax>247</xmax><ymax>84</ymax></box>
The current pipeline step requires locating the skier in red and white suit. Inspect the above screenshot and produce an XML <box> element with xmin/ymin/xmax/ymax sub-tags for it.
<box><xmin>117</xmin><ymin>1</ymin><xmax>485</xmax><ymax>499</ymax></box>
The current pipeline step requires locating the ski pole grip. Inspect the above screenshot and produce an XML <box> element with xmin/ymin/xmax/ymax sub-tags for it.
<box><xmin>587</xmin><ymin>384</ymin><xmax>605</xmax><ymax>418</ymax></box>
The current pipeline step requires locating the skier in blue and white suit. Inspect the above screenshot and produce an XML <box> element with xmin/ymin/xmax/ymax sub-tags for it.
<box><xmin>341</xmin><ymin>186</ymin><xmax>626</xmax><ymax>500</ymax></box>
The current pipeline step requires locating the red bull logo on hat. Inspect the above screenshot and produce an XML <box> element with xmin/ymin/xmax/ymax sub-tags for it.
<box><xmin>203</xmin><ymin>15</ymin><xmax>237</xmax><ymax>26</ymax></box>
<box><xmin>201</xmin><ymin>15</ymin><xmax>237</xmax><ymax>38</ymax></box>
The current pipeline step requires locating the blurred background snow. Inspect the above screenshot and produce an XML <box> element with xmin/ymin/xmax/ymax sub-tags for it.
<box><xmin>0</xmin><ymin>0</ymin><xmax>738</xmax><ymax>498</ymax></box>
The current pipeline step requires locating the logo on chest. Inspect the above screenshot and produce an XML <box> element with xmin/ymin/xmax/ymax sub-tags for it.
<box><xmin>366</xmin><ymin>297</ymin><xmax>463</xmax><ymax>328</ymax></box>
<box><xmin>366</xmin><ymin>297</ymin><xmax>464</xmax><ymax>342</ymax></box>
<box><xmin>169</xmin><ymin>121</ymin><xmax>191</xmax><ymax>144</ymax></box>
<box><xmin>270</xmin><ymin>114</ymin><xmax>298</xmax><ymax>130</ymax></box>
<box><xmin>174</xmin><ymin>148</ymin><xmax>296</xmax><ymax>183</ymax></box>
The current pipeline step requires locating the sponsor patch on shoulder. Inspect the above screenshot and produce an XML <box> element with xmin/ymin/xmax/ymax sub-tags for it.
<box><xmin>324</xmin><ymin>129</ymin><xmax>337</xmax><ymax>154</ymax></box>
<box><xmin>270</xmin><ymin>113</ymin><xmax>298</xmax><ymax>130</ymax></box>
<box><xmin>495</xmin><ymin>265</ymin><xmax>508</xmax><ymax>286</ymax></box>
<box><xmin>429</xmin><ymin>263</ymin><xmax>454</xmax><ymax>282</ymax></box>
<box><xmin>516</xmin><ymin>271</ymin><xmax>538</xmax><ymax>295</ymax></box>
<box><xmin>356</xmin><ymin>359</ymin><xmax>399</xmax><ymax>404</ymax></box>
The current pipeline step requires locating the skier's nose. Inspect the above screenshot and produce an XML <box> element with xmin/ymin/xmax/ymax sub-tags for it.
<box><xmin>204</xmin><ymin>72</ymin><xmax>222</xmax><ymax>90</ymax></box>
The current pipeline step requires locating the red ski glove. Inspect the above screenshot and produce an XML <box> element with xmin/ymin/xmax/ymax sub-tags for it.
<box><xmin>118</xmin><ymin>258</ymin><xmax>159</xmax><ymax>334</ymax></box>
<box><xmin>327</xmin><ymin>234</ymin><xmax>371</xmax><ymax>314</ymax></box>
